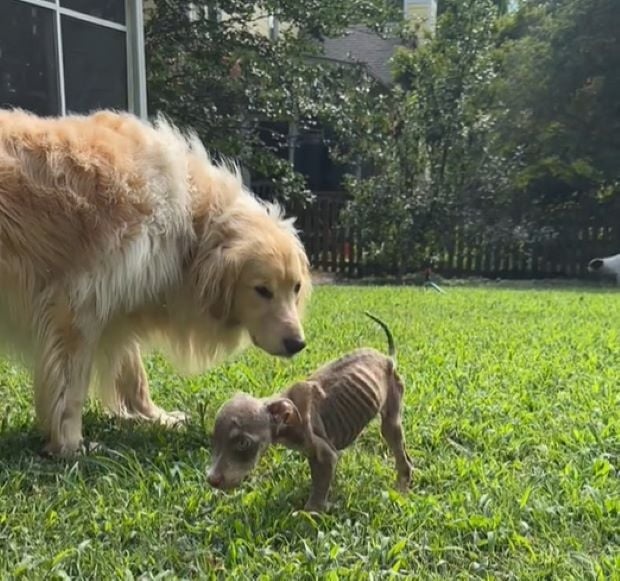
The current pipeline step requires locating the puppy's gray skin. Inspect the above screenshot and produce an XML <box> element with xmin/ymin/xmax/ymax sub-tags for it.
<box><xmin>207</xmin><ymin>312</ymin><xmax>413</xmax><ymax>512</ymax></box>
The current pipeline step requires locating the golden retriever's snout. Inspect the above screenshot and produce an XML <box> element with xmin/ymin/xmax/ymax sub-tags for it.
<box><xmin>283</xmin><ymin>337</ymin><xmax>306</xmax><ymax>356</ymax></box>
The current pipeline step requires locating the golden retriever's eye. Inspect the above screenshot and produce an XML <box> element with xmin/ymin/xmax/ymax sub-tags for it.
<box><xmin>294</xmin><ymin>282</ymin><xmax>301</xmax><ymax>294</ymax></box>
<box><xmin>254</xmin><ymin>286</ymin><xmax>273</xmax><ymax>299</ymax></box>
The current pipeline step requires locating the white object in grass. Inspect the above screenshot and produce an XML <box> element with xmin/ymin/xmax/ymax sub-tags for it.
<box><xmin>588</xmin><ymin>253</ymin><xmax>620</xmax><ymax>282</ymax></box>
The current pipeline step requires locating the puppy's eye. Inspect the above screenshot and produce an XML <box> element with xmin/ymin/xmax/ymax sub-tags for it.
<box><xmin>294</xmin><ymin>282</ymin><xmax>301</xmax><ymax>294</ymax></box>
<box><xmin>254</xmin><ymin>286</ymin><xmax>273</xmax><ymax>299</ymax></box>
<box><xmin>232</xmin><ymin>436</ymin><xmax>255</xmax><ymax>454</ymax></box>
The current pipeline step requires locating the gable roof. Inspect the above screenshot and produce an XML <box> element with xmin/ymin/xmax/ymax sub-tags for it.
<box><xmin>321</xmin><ymin>25</ymin><xmax>401</xmax><ymax>86</ymax></box>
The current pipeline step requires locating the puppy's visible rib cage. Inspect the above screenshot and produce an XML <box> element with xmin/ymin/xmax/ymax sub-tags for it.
<box><xmin>308</xmin><ymin>350</ymin><xmax>394</xmax><ymax>449</ymax></box>
<box><xmin>280</xmin><ymin>314</ymin><xmax>413</xmax><ymax>510</ymax></box>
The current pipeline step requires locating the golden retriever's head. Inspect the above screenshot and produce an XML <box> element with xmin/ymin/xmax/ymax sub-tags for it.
<box><xmin>192</xmin><ymin>199</ymin><xmax>311</xmax><ymax>358</ymax></box>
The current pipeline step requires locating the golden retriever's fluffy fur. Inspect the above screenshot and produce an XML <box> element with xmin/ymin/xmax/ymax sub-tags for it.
<box><xmin>0</xmin><ymin>108</ymin><xmax>311</xmax><ymax>456</ymax></box>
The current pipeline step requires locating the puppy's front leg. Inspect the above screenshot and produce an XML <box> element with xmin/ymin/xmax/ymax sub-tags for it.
<box><xmin>306</xmin><ymin>429</ymin><xmax>336</xmax><ymax>465</ymax></box>
<box><xmin>304</xmin><ymin>446</ymin><xmax>338</xmax><ymax>513</ymax></box>
<box><xmin>300</xmin><ymin>382</ymin><xmax>329</xmax><ymax>462</ymax></box>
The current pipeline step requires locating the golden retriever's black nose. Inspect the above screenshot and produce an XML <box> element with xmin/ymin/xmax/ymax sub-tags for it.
<box><xmin>588</xmin><ymin>258</ymin><xmax>604</xmax><ymax>271</ymax></box>
<box><xmin>283</xmin><ymin>338</ymin><xmax>306</xmax><ymax>355</ymax></box>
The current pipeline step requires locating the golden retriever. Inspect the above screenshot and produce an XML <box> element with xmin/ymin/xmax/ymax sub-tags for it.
<box><xmin>0</xmin><ymin>108</ymin><xmax>311</xmax><ymax>456</ymax></box>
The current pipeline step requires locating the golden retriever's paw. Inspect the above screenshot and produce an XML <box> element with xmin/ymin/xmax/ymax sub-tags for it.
<box><xmin>40</xmin><ymin>439</ymin><xmax>105</xmax><ymax>459</ymax></box>
<box><xmin>81</xmin><ymin>440</ymin><xmax>110</xmax><ymax>455</ymax></box>
<box><xmin>157</xmin><ymin>410</ymin><xmax>189</xmax><ymax>428</ymax></box>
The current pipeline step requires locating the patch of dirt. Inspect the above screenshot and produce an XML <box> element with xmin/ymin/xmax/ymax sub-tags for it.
<box><xmin>310</xmin><ymin>270</ymin><xmax>618</xmax><ymax>290</ymax></box>
<box><xmin>311</xmin><ymin>271</ymin><xmax>339</xmax><ymax>285</ymax></box>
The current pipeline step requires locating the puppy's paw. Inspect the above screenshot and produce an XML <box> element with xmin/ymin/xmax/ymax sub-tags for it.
<box><xmin>396</xmin><ymin>472</ymin><xmax>412</xmax><ymax>493</ymax></box>
<box><xmin>303</xmin><ymin>499</ymin><xmax>328</xmax><ymax>513</ymax></box>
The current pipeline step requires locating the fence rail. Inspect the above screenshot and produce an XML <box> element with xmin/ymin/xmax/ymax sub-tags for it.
<box><xmin>255</xmin><ymin>184</ymin><xmax>619</xmax><ymax>279</ymax></box>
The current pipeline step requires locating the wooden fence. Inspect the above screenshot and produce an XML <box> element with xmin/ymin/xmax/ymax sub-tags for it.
<box><xmin>429</xmin><ymin>223</ymin><xmax>619</xmax><ymax>279</ymax></box>
<box><xmin>293</xmin><ymin>192</ymin><xmax>364</xmax><ymax>277</ymax></box>
<box><xmin>254</xmin><ymin>184</ymin><xmax>619</xmax><ymax>279</ymax></box>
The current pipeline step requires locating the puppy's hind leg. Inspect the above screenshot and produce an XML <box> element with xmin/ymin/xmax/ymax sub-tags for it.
<box><xmin>105</xmin><ymin>341</ymin><xmax>187</xmax><ymax>426</ymax></box>
<box><xmin>380</xmin><ymin>371</ymin><xmax>413</xmax><ymax>492</ymax></box>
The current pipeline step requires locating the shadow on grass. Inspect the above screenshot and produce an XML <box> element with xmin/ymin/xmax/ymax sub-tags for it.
<box><xmin>0</xmin><ymin>414</ymin><xmax>347</xmax><ymax>538</ymax></box>
<box><xmin>0</xmin><ymin>411</ymin><xmax>397</xmax><ymax>537</ymax></box>
<box><xmin>0</xmin><ymin>409</ymin><xmax>212</xmax><ymax>478</ymax></box>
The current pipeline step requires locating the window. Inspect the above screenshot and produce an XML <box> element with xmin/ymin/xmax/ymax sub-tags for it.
<box><xmin>294</xmin><ymin>127</ymin><xmax>348</xmax><ymax>192</ymax></box>
<box><xmin>62</xmin><ymin>16</ymin><xmax>128</xmax><ymax>113</ymax></box>
<box><xmin>0</xmin><ymin>1</ymin><xmax>59</xmax><ymax>116</ymax></box>
<box><xmin>60</xmin><ymin>0</ymin><xmax>126</xmax><ymax>24</ymax></box>
<box><xmin>0</xmin><ymin>0</ymin><xmax>146</xmax><ymax>117</ymax></box>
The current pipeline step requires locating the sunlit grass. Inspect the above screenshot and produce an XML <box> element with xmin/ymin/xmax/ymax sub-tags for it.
<box><xmin>0</xmin><ymin>286</ymin><xmax>618</xmax><ymax>577</ymax></box>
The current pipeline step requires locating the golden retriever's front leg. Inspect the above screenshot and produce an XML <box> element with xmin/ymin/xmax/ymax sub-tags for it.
<box><xmin>34</xmin><ymin>318</ymin><xmax>96</xmax><ymax>457</ymax></box>
<box><xmin>112</xmin><ymin>341</ymin><xmax>187</xmax><ymax>426</ymax></box>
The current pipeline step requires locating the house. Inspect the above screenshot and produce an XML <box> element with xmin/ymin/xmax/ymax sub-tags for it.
<box><xmin>0</xmin><ymin>0</ymin><xmax>435</xmax><ymax>195</ymax></box>
<box><xmin>288</xmin><ymin>26</ymin><xmax>402</xmax><ymax>194</ymax></box>
<box><xmin>0</xmin><ymin>0</ymin><xmax>435</xmax><ymax>276</ymax></box>
<box><xmin>0</xmin><ymin>0</ymin><xmax>147</xmax><ymax>118</ymax></box>
<box><xmin>255</xmin><ymin>0</ymin><xmax>437</xmax><ymax>197</ymax></box>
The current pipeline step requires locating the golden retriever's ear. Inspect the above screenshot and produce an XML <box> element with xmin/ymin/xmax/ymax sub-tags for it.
<box><xmin>191</xmin><ymin>243</ymin><xmax>242</xmax><ymax>320</ymax></box>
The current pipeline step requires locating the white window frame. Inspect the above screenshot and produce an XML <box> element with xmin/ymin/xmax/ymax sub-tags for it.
<box><xmin>11</xmin><ymin>0</ymin><xmax>147</xmax><ymax>118</ymax></box>
<box><xmin>268</xmin><ymin>14</ymin><xmax>279</xmax><ymax>41</ymax></box>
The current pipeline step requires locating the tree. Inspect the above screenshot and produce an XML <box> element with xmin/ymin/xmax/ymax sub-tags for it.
<box><xmin>494</xmin><ymin>0</ymin><xmax>620</xmax><ymax>231</ymax></box>
<box><xmin>344</xmin><ymin>0</ymin><xmax>620</xmax><ymax>275</ymax></box>
<box><xmin>145</xmin><ymin>0</ymin><xmax>399</xmax><ymax>203</ymax></box>
<box><xmin>342</xmin><ymin>0</ymin><xmax>506</xmax><ymax>273</ymax></box>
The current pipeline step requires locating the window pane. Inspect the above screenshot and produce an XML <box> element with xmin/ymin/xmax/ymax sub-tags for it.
<box><xmin>294</xmin><ymin>130</ymin><xmax>347</xmax><ymax>192</ymax></box>
<box><xmin>62</xmin><ymin>16</ymin><xmax>128</xmax><ymax>114</ymax></box>
<box><xmin>60</xmin><ymin>0</ymin><xmax>125</xmax><ymax>24</ymax></box>
<box><xmin>0</xmin><ymin>0</ymin><xmax>60</xmax><ymax>116</ymax></box>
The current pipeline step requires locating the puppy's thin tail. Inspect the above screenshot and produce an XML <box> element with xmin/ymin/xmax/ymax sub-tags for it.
<box><xmin>364</xmin><ymin>311</ymin><xmax>396</xmax><ymax>360</ymax></box>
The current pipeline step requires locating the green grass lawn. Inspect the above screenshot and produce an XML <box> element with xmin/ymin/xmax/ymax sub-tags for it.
<box><xmin>0</xmin><ymin>286</ymin><xmax>619</xmax><ymax>578</ymax></box>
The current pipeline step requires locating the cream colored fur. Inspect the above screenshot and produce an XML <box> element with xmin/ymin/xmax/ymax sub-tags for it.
<box><xmin>0</xmin><ymin>108</ymin><xmax>311</xmax><ymax>456</ymax></box>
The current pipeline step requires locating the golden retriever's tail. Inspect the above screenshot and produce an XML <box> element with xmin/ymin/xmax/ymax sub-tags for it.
<box><xmin>364</xmin><ymin>311</ymin><xmax>396</xmax><ymax>360</ymax></box>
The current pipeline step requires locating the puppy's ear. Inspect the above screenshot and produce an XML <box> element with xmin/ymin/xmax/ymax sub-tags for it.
<box><xmin>191</xmin><ymin>242</ymin><xmax>242</xmax><ymax>320</ymax></box>
<box><xmin>266</xmin><ymin>398</ymin><xmax>301</xmax><ymax>432</ymax></box>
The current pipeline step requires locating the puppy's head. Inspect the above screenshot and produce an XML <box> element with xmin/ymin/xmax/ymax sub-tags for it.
<box><xmin>192</xmin><ymin>198</ymin><xmax>311</xmax><ymax>357</ymax></box>
<box><xmin>207</xmin><ymin>393</ymin><xmax>301</xmax><ymax>490</ymax></box>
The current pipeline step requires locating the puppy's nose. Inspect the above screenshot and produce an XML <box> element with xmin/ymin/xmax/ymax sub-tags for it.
<box><xmin>588</xmin><ymin>258</ymin><xmax>604</xmax><ymax>271</ymax></box>
<box><xmin>207</xmin><ymin>472</ymin><xmax>223</xmax><ymax>488</ymax></box>
<box><xmin>283</xmin><ymin>337</ymin><xmax>306</xmax><ymax>355</ymax></box>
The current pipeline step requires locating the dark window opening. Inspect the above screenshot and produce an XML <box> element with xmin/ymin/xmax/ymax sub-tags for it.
<box><xmin>62</xmin><ymin>16</ymin><xmax>128</xmax><ymax>113</ymax></box>
<box><xmin>0</xmin><ymin>0</ymin><xmax>60</xmax><ymax>116</ymax></box>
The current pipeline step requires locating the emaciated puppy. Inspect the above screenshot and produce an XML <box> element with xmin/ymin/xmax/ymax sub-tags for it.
<box><xmin>207</xmin><ymin>313</ymin><xmax>414</xmax><ymax>512</ymax></box>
